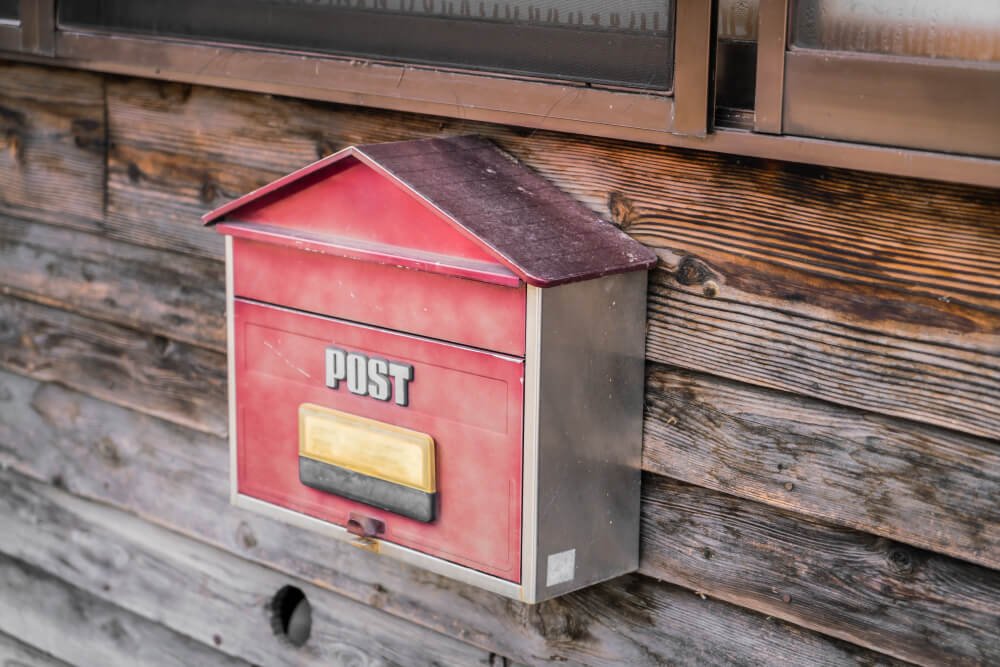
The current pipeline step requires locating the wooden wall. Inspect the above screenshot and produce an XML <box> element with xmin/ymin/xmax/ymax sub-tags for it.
<box><xmin>0</xmin><ymin>61</ymin><xmax>997</xmax><ymax>666</ymax></box>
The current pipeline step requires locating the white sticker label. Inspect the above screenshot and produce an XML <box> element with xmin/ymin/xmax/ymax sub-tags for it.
<box><xmin>546</xmin><ymin>549</ymin><xmax>576</xmax><ymax>587</ymax></box>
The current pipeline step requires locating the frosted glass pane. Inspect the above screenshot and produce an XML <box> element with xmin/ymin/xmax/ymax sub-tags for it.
<box><xmin>794</xmin><ymin>0</ymin><xmax>1000</xmax><ymax>62</ymax></box>
<box><xmin>719</xmin><ymin>0</ymin><xmax>759</xmax><ymax>41</ymax></box>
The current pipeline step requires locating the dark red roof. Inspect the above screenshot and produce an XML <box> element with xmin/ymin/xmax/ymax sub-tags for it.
<box><xmin>204</xmin><ymin>135</ymin><xmax>656</xmax><ymax>287</ymax></box>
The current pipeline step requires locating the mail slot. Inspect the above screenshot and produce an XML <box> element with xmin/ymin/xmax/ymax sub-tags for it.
<box><xmin>204</xmin><ymin>135</ymin><xmax>656</xmax><ymax>602</ymax></box>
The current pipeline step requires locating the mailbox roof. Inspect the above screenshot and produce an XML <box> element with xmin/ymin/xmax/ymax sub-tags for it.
<box><xmin>203</xmin><ymin>135</ymin><xmax>656</xmax><ymax>287</ymax></box>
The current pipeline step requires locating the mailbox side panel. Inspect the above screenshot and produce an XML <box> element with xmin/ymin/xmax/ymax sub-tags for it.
<box><xmin>523</xmin><ymin>271</ymin><xmax>647</xmax><ymax>602</ymax></box>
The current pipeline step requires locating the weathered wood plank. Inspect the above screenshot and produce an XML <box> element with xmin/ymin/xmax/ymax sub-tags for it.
<box><xmin>3</xmin><ymin>229</ymin><xmax>992</xmax><ymax>581</ymax></box>
<box><xmin>104</xmin><ymin>79</ymin><xmax>340</xmax><ymax>259</ymax></box>
<box><xmin>0</xmin><ymin>62</ymin><xmax>106</xmax><ymax>231</ymax></box>
<box><xmin>0</xmin><ymin>554</ymin><xmax>252</xmax><ymax>667</ymax></box>
<box><xmin>101</xmin><ymin>75</ymin><xmax>1000</xmax><ymax>437</ymax></box>
<box><xmin>507</xmin><ymin>136</ymin><xmax>1000</xmax><ymax>439</ymax></box>
<box><xmin>639</xmin><ymin>475</ymin><xmax>1000</xmax><ymax>667</ymax></box>
<box><xmin>642</xmin><ymin>265</ymin><xmax>1000</xmax><ymax>440</ymax></box>
<box><xmin>0</xmin><ymin>370</ymin><xmax>904</xmax><ymax>667</ymax></box>
<box><xmin>0</xmin><ymin>210</ymin><xmax>991</xmax><ymax>580</ymax></box>
<box><xmin>0</xmin><ymin>215</ymin><xmax>226</xmax><ymax>352</ymax></box>
<box><xmin>0</xmin><ymin>296</ymin><xmax>226</xmax><ymax>436</ymax></box>
<box><xmin>0</xmin><ymin>467</ymin><xmax>504</xmax><ymax>667</ymax></box>
<box><xmin>3</xmin><ymin>63</ymin><xmax>996</xmax><ymax>665</ymax></box>
<box><xmin>0</xmin><ymin>631</ymin><xmax>72</xmax><ymax>667</ymax></box>
<box><xmin>643</xmin><ymin>364</ymin><xmax>1000</xmax><ymax>570</ymax></box>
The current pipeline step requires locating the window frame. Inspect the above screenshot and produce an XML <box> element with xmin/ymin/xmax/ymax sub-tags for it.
<box><xmin>0</xmin><ymin>0</ymin><xmax>53</xmax><ymax>54</ymax></box>
<box><xmin>0</xmin><ymin>21</ymin><xmax>18</xmax><ymax>53</ymax></box>
<box><xmin>2</xmin><ymin>0</ymin><xmax>999</xmax><ymax>188</ymax></box>
<box><xmin>775</xmin><ymin>0</ymin><xmax>1000</xmax><ymax>159</ymax></box>
<box><xmin>48</xmin><ymin>0</ymin><xmax>713</xmax><ymax>139</ymax></box>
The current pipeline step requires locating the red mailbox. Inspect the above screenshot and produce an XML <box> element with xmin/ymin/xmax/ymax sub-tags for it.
<box><xmin>204</xmin><ymin>136</ymin><xmax>656</xmax><ymax>602</ymax></box>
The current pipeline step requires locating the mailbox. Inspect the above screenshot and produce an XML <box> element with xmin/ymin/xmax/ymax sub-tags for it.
<box><xmin>204</xmin><ymin>135</ymin><xmax>656</xmax><ymax>602</ymax></box>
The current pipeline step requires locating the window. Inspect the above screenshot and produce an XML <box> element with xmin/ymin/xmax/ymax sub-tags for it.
<box><xmin>0</xmin><ymin>0</ymin><xmax>996</xmax><ymax>186</ymax></box>
<box><xmin>58</xmin><ymin>0</ymin><xmax>676</xmax><ymax>91</ymax></box>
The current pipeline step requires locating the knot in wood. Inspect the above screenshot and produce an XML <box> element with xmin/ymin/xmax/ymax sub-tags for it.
<box><xmin>97</xmin><ymin>436</ymin><xmax>122</xmax><ymax>467</ymax></box>
<box><xmin>675</xmin><ymin>256</ymin><xmax>717</xmax><ymax>287</ymax></box>
<box><xmin>126</xmin><ymin>161</ymin><xmax>144</xmax><ymax>184</ymax></box>
<box><xmin>199</xmin><ymin>178</ymin><xmax>219</xmax><ymax>204</ymax></box>
<box><xmin>314</xmin><ymin>137</ymin><xmax>341</xmax><ymax>159</ymax></box>
<box><xmin>71</xmin><ymin>118</ymin><xmax>105</xmax><ymax>152</ymax></box>
<box><xmin>532</xmin><ymin>601</ymin><xmax>594</xmax><ymax>643</ymax></box>
<box><xmin>607</xmin><ymin>190</ymin><xmax>639</xmax><ymax>229</ymax></box>
<box><xmin>155</xmin><ymin>81</ymin><xmax>193</xmax><ymax>104</ymax></box>
<box><xmin>4</xmin><ymin>129</ymin><xmax>24</xmax><ymax>165</ymax></box>
<box><xmin>886</xmin><ymin>545</ymin><xmax>915</xmax><ymax>575</ymax></box>
<box><xmin>235</xmin><ymin>520</ymin><xmax>258</xmax><ymax>550</ymax></box>
<box><xmin>151</xmin><ymin>334</ymin><xmax>171</xmax><ymax>357</ymax></box>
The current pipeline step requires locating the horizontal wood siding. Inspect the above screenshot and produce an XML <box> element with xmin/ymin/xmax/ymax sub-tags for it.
<box><xmin>0</xmin><ymin>369</ymin><xmax>899</xmax><ymax>666</ymax></box>
<box><xmin>0</xmin><ymin>295</ymin><xmax>226</xmax><ymax>436</ymax></box>
<box><xmin>0</xmin><ymin>631</ymin><xmax>73</xmax><ymax>667</ymax></box>
<box><xmin>0</xmin><ymin>553</ymin><xmax>253</xmax><ymax>667</ymax></box>
<box><xmin>640</xmin><ymin>476</ymin><xmax>1000</xmax><ymax>666</ymax></box>
<box><xmin>0</xmin><ymin>215</ymin><xmax>226</xmax><ymax>351</ymax></box>
<box><xmin>0</xmin><ymin>60</ymin><xmax>997</xmax><ymax>666</ymax></box>
<box><xmin>643</xmin><ymin>365</ymin><xmax>1000</xmax><ymax>569</ymax></box>
<box><xmin>0</xmin><ymin>469</ymin><xmax>504</xmax><ymax>667</ymax></box>
<box><xmin>0</xmin><ymin>65</ymin><xmax>106</xmax><ymax>231</ymax></box>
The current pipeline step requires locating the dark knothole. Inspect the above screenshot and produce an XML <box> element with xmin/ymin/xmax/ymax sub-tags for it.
<box><xmin>270</xmin><ymin>585</ymin><xmax>312</xmax><ymax>648</ymax></box>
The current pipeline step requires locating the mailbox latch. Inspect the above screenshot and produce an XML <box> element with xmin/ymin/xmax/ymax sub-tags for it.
<box><xmin>346</xmin><ymin>513</ymin><xmax>385</xmax><ymax>539</ymax></box>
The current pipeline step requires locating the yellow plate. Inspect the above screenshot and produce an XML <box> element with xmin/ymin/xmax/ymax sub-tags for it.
<box><xmin>298</xmin><ymin>403</ymin><xmax>435</xmax><ymax>493</ymax></box>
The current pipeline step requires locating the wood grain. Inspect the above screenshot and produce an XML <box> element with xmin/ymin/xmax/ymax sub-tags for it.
<box><xmin>0</xmin><ymin>370</ymin><xmax>904</xmax><ymax>667</ymax></box>
<box><xmin>642</xmin><ymin>263</ymin><xmax>1000</xmax><ymax>440</ymax></box>
<box><xmin>0</xmin><ymin>63</ymin><xmax>106</xmax><ymax>231</ymax></box>
<box><xmin>0</xmin><ymin>296</ymin><xmax>226</xmax><ymax>436</ymax></box>
<box><xmin>508</xmin><ymin>134</ymin><xmax>1000</xmax><ymax>439</ymax></box>
<box><xmin>643</xmin><ymin>364</ymin><xmax>1000</xmax><ymax>570</ymax></box>
<box><xmin>0</xmin><ymin>554</ymin><xmax>252</xmax><ymax>667</ymax></box>
<box><xmin>99</xmin><ymin>77</ymin><xmax>1000</xmax><ymax>437</ymax></box>
<box><xmin>0</xmin><ymin>467</ymin><xmax>504</xmax><ymax>667</ymax></box>
<box><xmin>0</xmin><ymin>215</ymin><xmax>226</xmax><ymax>352</ymax></box>
<box><xmin>3</xmin><ymin>63</ymin><xmax>999</xmax><ymax>666</ymax></box>
<box><xmin>0</xmin><ymin>631</ymin><xmax>72</xmax><ymax>667</ymax></box>
<box><xmin>1</xmin><ymin>211</ymin><xmax>991</xmax><ymax>578</ymax></box>
<box><xmin>104</xmin><ymin>79</ymin><xmax>332</xmax><ymax>259</ymax></box>
<box><xmin>640</xmin><ymin>475</ymin><xmax>1000</xmax><ymax>666</ymax></box>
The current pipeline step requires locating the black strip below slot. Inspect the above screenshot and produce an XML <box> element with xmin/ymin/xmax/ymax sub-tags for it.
<box><xmin>299</xmin><ymin>456</ymin><xmax>436</xmax><ymax>523</ymax></box>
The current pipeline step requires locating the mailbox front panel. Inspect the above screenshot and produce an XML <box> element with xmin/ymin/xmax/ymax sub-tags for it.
<box><xmin>231</xmin><ymin>237</ymin><xmax>527</xmax><ymax>356</ymax></box>
<box><xmin>233</xmin><ymin>298</ymin><xmax>524</xmax><ymax>581</ymax></box>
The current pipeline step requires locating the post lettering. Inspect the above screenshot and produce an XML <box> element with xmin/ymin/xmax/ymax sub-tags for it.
<box><xmin>324</xmin><ymin>346</ymin><xmax>413</xmax><ymax>406</ymax></box>
<box><xmin>346</xmin><ymin>352</ymin><xmax>368</xmax><ymax>395</ymax></box>
<box><xmin>325</xmin><ymin>347</ymin><xmax>346</xmax><ymax>388</ymax></box>
<box><xmin>367</xmin><ymin>357</ymin><xmax>391</xmax><ymax>401</ymax></box>
<box><xmin>388</xmin><ymin>362</ymin><xmax>414</xmax><ymax>407</ymax></box>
